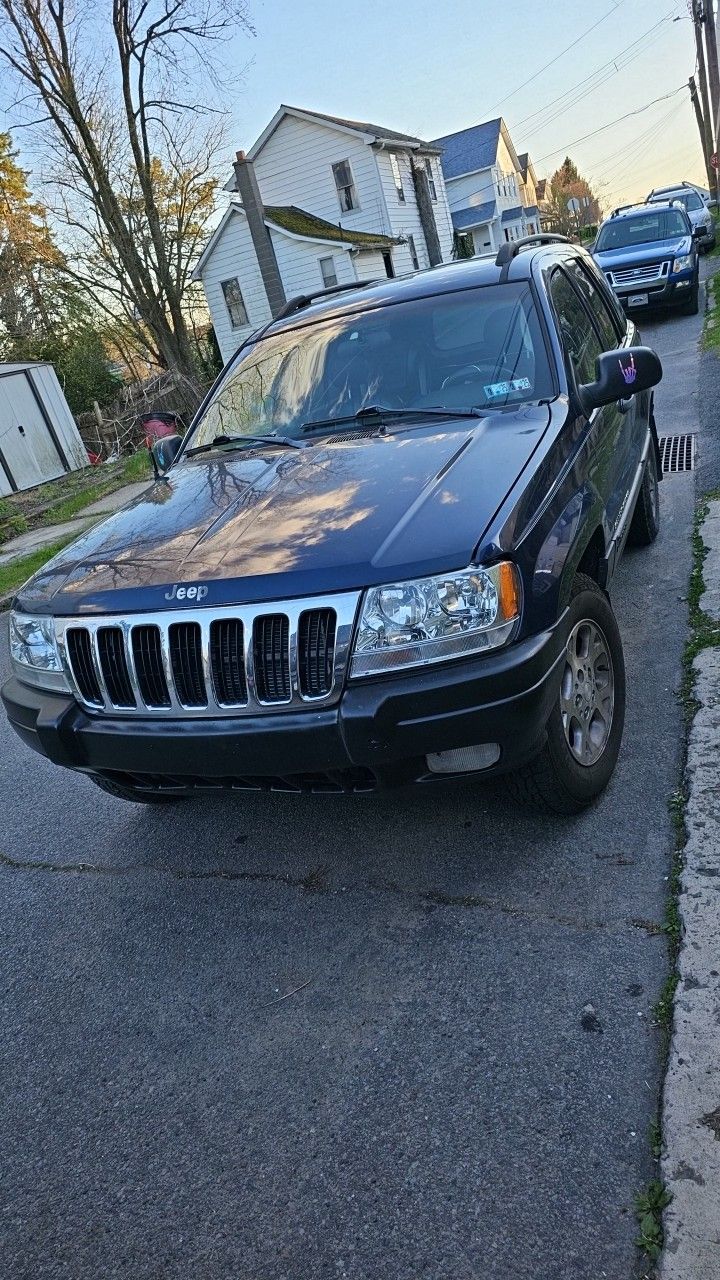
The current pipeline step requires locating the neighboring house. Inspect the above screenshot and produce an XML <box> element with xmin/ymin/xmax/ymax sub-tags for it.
<box><xmin>431</xmin><ymin>118</ymin><xmax>542</xmax><ymax>257</ymax></box>
<box><xmin>194</xmin><ymin>105</ymin><xmax>455</xmax><ymax>363</ymax></box>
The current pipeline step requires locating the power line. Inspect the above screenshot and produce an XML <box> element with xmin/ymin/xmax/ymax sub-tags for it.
<box><xmin>536</xmin><ymin>86</ymin><xmax>687</xmax><ymax>163</ymax></box>
<box><xmin>480</xmin><ymin>1</ymin><xmax>624</xmax><ymax>116</ymax></box>
<box><xmin>513</xmin><ymin>12</ymin><xmax>677</xmax><ymax>136</ymax></box>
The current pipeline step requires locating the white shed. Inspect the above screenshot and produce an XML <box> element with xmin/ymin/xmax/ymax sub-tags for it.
<box><xmin>0</xmin><ymin>362</ymin><xmax>88</xmax><ymax>497</ymax></box>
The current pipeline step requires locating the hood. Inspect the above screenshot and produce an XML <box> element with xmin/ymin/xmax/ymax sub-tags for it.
<box><xmin>594</xmin><ymin>234</ymin><xmax>691</xmax><ymax>270</ymax></box>
<box><xmin>18</xmin><ymin>407</ymin><xmax>552</xmax><ymax>615</ymax></box>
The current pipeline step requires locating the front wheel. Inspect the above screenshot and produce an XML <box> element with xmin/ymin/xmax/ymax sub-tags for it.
<box><xmin>506</xmin><ymin>575</ymin><xmax>626</xmax><ymax>814</ymax></box>
<box><xmin>682</xmin><ymin>276</ymin><xmax>699</xmax><ymax>315</ymax></box>
<box><xmin>628</xmin><ymin>446</ymin><xmax>660</xmax><ymax>546</ymax></box>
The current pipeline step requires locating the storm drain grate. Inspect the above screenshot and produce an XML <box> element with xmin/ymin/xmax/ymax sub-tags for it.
<box><xmin>658</xmin><ymin>434</ymin><xmax>695</xmax><ymax>474</ymax></box>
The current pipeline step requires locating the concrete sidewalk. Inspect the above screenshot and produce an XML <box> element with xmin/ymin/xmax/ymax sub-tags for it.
<box><xmin>660</xmin><ymin>500</ymin><xmax>720</xmax><ymax>1278</ymax></box>
<box><xmin>0</xmin><ymin>481</ymin><xmax>150</xmax><ymax>568</ymax></box>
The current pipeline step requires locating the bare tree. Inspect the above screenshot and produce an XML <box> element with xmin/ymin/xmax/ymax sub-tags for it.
<box><xmin>0</xmin><ymin>0</ymin><xmax>253</xmax><ymax>401</ymax></box>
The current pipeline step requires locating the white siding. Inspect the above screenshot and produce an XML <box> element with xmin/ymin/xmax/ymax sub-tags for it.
<box><xmin>199</xmin><ymin>210</ymin><xmax>272</xmax><ymax>363</ymax></box>
<box><xmin>270</xmin><ymin>230</ymin><xmax>357</xmax><ymax>298</ymax></box>
<box><xmin>353</xmin><ymin>250</ymin><xmax>389</xmax><ymax>282</ymax></box>
<box><xmin>254</xmin><ymin>116</ymin><xmax>389</xmax><ymax>238</ymax></box>
<box><xmin>376</xmin><ymin>150</ymin><xmax>453</xmax><ymax>269</ymax></box>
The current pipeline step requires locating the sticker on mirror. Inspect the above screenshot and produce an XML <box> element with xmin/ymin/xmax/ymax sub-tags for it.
<box><xmin>484</xmin><ymin>378</ymin><xmax>532</xmax><ymax>398</ymax></box>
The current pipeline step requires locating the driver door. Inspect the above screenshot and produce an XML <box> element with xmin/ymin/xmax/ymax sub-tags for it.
<box><xmin>548</xmin><ymin>266</ymin><xmax>632</xmax><ymax>540</ymax></box>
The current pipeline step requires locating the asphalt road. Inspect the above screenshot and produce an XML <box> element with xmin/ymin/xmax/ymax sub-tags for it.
<box><xmin>0</xmin><ymin>283</ymin><xmax>705</xmax><ymax>1280</ymax></box>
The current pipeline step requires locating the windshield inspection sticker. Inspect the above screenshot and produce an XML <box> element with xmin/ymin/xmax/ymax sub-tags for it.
<box><xmin>484</xmin><ymin>377</ymin><xmax>532</xmax><ymax>398</ymax></box>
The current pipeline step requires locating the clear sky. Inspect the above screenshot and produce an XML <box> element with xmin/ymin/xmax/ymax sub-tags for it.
<box><xmin>221</xmin><ymin>0</ymin><xmax>706</xmax><ymax>209</ymax></box>
<box><xmin>0</xmin><ymin>0</ymin><xmax>708</xmax><ymax>213</ymax></box>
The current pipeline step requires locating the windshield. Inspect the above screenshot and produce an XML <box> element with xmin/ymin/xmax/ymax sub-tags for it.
<box><xmin>596</xmin><ymin>209</ymin><xmax>689</xmax><ymax>251</ymax></box>
<box><xmin>185</xmin><ymin>283</ymin><xmax>554</xmax><ymax>449</ymax></box>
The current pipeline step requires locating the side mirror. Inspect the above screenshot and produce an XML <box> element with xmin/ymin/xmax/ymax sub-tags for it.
<box><xmin>580</xmin><ymin>346</ymin><xmax>662</xmax><ymax>414</ymax></box>
<box><xmin>149</xmin><ymin>433</ymin><xmax>183</xmax><ymax>478</ymax></box>
<box><xmin>693</xmin><ymin>226</ymin><xmax>704</xmax><ymax>240</ymax></box>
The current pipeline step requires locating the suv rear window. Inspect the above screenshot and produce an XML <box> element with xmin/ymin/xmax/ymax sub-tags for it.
<box><xmin>189</xmin><ymin>284</ymin><xmax>555</xmax><ymax>447</ymax></box>
<box><xmin>596</xmin><ymin>209</ymin><xmax>689</xmax><ymax>251</ymax></box>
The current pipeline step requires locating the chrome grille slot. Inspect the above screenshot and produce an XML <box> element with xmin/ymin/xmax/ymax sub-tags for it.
<box><xmin>298</xmin><ymin>609</ymin><xmax>336</xmax><ymax>698</ymax></box>
<box><xmin>55</xmin><ymin>592</ymin><xmax>360</xmax><ymax>718</ymax></box>
<box><xmin>210</xmin><ymin>619</ymin><xmax>247</xmax><ymax>706</ymax></box>
<box><xmin>169</xmin><ymin>622</ymin><xmax>206</xmax><ymax>707</ymax></box>
<box><xmin>608</xmin><ymin>260</ymin><xmax>670</xmax><ymax>288</ymax></box>
<box><xmin>66</xmin><ymin>628</ymin><xmax>103</xmax><ymax>706</ymax></box>
<box><xmin>97</xmin><ymin>627</ymin><xmax>135</xmax><ymax>708</ymax></box>
<box><xmin>132</xmin><ymin>626</ymin><xmax>171</xmax><ymax>708</ymax></box>
<box><xmin>253</xmin><ymin>614</ymin><xmax>291</xmax><ymax>703</ymax></box>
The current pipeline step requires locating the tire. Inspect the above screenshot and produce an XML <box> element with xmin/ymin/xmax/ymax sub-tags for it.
<box><xmin>628</xmin><ymin>446</ymin><xmax>660</xmax><ymax>547</ymax></box>
<box><xmin>506</xmin><ymin>574</ymin><xmax>626</xmax><ymax>815</ymax></box>
<box><xmin>88</xmin><ymin>774</ymin><xmax>188</xmax><ymax>805</ymax></box>
<box><xmin>682</xmin><ymin>275</ymin><xmax>699</xmax><ymax>315</ymax></box>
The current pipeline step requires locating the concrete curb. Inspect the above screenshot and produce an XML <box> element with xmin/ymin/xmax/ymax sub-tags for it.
<box><xmin>660</xmin><ymin>518</ymin><xmax>720</xmax><ymax>1277</ymax></box>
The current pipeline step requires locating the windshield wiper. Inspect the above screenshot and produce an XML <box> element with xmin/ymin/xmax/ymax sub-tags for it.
<box><xmin>301</xmin><ymin>404</ymin><xmax>485</xmax><ymax>435</ymax></box>
<box><xmin>186</xmin><ymin>433</ymin><xmax>303</xmax><ymax>457</ymax></box>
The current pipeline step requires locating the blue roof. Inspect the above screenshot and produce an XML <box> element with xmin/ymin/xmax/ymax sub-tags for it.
<box><xmin>501</xmin><ymin>206</ymin><xmax>524</xmax><ymax>223</ymax></box>
<box><xmin>451</xmin><ymin>201</ymin><xmax>497</xmax><ymax>230</ymax></box>
<box><xmin>431</xmin><ymin>119</ymin><xmax>501</xmax><ymax>181</ymax></box>
<box><xmin>524</xmin><ymin>204</ymin><xmax>539</xmax><ymax>218</ymax></box>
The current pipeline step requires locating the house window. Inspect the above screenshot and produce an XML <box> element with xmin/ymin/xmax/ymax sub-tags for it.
<box><xmin>332</xmin><ymin>159</ymin><xmax>358</xmax><ymax>212</ymax></box>
<box><xmin>390</xmin><ymin>153</ymin><xmax>405</xmax><ymax>202</ymax></box>
<box><xmin>425</xmin><ymin>159</ymin><xmax>437</xmax><ymax>201</ymax></box>
<box><xmin>319</xmin><ymin>256</ymin><xmax>338</xmax><ymax>288</ymax></box>
<box><xmin>407</xmin><ymin>234</ymin><xmax>420</xmax><ymax>271</ymax></box>
<box><xmin>221</xmin><ymin>278</ymin><xmax>249</xmax><ymax>329</ymax></box>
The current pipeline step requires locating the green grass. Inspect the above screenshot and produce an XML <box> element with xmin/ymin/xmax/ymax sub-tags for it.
<box><xmin>702</xmin><ymin>269</ymin><xmax>720</xmax><ymax>351</ymax></box>
<box><xmin>635</xmin><ymin>1180</ymin><xmax>672</xmax><ymax>1262</ymax></box>
<box><xmin>0</xmin><ymin>537</ymin><xmax>77</xmax><ymax>603</ymax></box>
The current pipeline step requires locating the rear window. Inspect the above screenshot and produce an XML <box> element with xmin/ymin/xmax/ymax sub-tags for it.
<box><xmin>596</xmin><ymin>209</ymin><xmax>689</xmax><ymax>251</ymax></box>
<box><xmin>188</xmin><ymin>283</ymin><xmax>555</xmax><ymax>448</ymax></box>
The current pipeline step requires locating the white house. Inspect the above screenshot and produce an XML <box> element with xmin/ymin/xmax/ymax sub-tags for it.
<box><xmin>431</xmin><ymin>118</ymin><xmax>541</xmax><ymax>258</ymax></box>
<box><xmin>194</xmin><ymin>106</ymin><xmax>455</xmax><ymax>363</ymax></box>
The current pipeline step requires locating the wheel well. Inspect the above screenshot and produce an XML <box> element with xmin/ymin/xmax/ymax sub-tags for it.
<box><xmin>576</xmin><ymin>527</ymin><xmax>606</xmax><ymax>585</ymax></box>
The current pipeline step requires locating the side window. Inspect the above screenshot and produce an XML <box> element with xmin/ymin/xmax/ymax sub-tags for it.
<box><xmin>549</xmin><ymin>269</ymin><xmax>603</xmax><ymax>387</ymax></box>
<box><xmin>319</xmin><ymin>256</ymin><xmax>338</xmax><ymax>288</ymax></box>
<box><xmin>221</xmin><ymin>278</ymin><xmax>249</xmax><ymax>330</ymax></box>
<box><xmin>566</xmin><ymin>259</ymin><xmax>621</xmax><ymax>350</ymax></box>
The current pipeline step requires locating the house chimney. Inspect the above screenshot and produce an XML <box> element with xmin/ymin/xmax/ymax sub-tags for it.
<box><xmin>233</xmin><ymin>150</ymin><xmax>286</xmax><ymax>316</ymax></box>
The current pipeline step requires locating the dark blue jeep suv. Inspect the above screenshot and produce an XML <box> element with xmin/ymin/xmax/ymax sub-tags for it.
<box><xmin>2</xmin><ymin>236</ymin><xmax>663</xmax><ymax>813</ymax></box>
<box><xmin>593</xmin><ymin>201</ymin><xmax>699</xmax><ymax>315</ymax></box>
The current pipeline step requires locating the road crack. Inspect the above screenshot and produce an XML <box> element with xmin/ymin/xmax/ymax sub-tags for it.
<box><xmin>0</xmin><ymin>851</ymin><xmax>660</xmax><ymax>935</ymax></box>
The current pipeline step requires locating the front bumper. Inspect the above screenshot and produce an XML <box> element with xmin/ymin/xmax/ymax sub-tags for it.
<box><xmin>2</xmin><ymin>618</ymin><xmax>568</xmax><ymax>791</ymax></box>
<box><xmin>616</xmin><ymin>272</ymin><xmax>695</xmax><ymax>310</ymax></box>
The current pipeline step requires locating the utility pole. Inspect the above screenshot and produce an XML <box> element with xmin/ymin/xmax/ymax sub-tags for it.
<box><xmin>690</xmin><ymin>76</ymin><xmax>715</xmax><ymax>191</ymax></box>
<box><xmin>693</xmin><ymin>0</ymin><xmax>716</xmax><ymax>189</ymax></box>
<box><xmin>705</xmin><ymin>1</ymin><xmax>720</xmax><ymax>130</ymax></box>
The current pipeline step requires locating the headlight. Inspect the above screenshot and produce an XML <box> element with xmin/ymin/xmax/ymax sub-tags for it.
<box><xmin>350</xmin><ymin>562</ymin><xmax>521</xmax><ymax>678</ymax></box>
<box><xmin>9</xmin><ymin>613</ymin><xmax>70</xmax><ymax>691</ymax></box>
<box><xmin>673</xmin><ymin>255</ymin><xmax>693</xmax><ymax>273</ymax></box>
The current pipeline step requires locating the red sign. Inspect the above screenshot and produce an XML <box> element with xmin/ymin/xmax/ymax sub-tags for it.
<box><xmin>712</xmin><ymin>152</ymin><xmax>719</xmax><ymax>171</ymax></box>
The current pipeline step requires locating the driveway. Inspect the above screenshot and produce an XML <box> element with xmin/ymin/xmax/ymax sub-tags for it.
<box><xmin>0</xmin><ymin>284</ymin><xmax>703</xmax><ymax>1280</ymax></box>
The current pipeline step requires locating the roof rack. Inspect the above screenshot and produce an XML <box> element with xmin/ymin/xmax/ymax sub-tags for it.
<box><xmin>495</xmin><ymin>233</ymin><xmax>569</xmax><ymax>268</ymax></box>
<box><xmin>609</xmin><ymin>203</ymin><xmax>645</xmax><ymax>218</ymax></box>
<box><xmin>274</xmin><ymin>280</ymin><xmax>377</xmax><ymax>321</ymax></box>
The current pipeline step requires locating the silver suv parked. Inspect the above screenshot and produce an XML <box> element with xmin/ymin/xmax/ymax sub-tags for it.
<box><xmin>647</xmin><ymin>183</ymin><xmax>715</xmax><ymax>251</ymax></box>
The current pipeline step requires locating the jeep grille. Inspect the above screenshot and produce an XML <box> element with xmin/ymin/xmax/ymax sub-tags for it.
<box><xmin>57</xmin><ymin>593</ymin><xmax>360</xmax><ymax>718</ymax></box>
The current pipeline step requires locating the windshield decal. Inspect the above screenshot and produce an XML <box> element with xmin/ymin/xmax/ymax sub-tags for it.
<box><xmin>484</xmin><ymin>377</ymin><xmax>532</xmax><ymax>398</ymax></box>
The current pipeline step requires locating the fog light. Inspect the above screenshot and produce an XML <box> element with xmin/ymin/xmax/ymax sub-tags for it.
<box><xmin>675</xmin><ymin>280</ymin><xmax>690</xmax><ymax>288</ymax></box>
<box><xmin>426</xmin><ymin>743</ymin><xmax>501</xmax><ymax>774</ymax></box>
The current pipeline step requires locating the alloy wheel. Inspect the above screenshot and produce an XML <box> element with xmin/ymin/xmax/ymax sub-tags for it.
<box><xmin>560</xmin><ymin>619</ymin><xmax>615</xmax><ymax>766</ymax></box>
